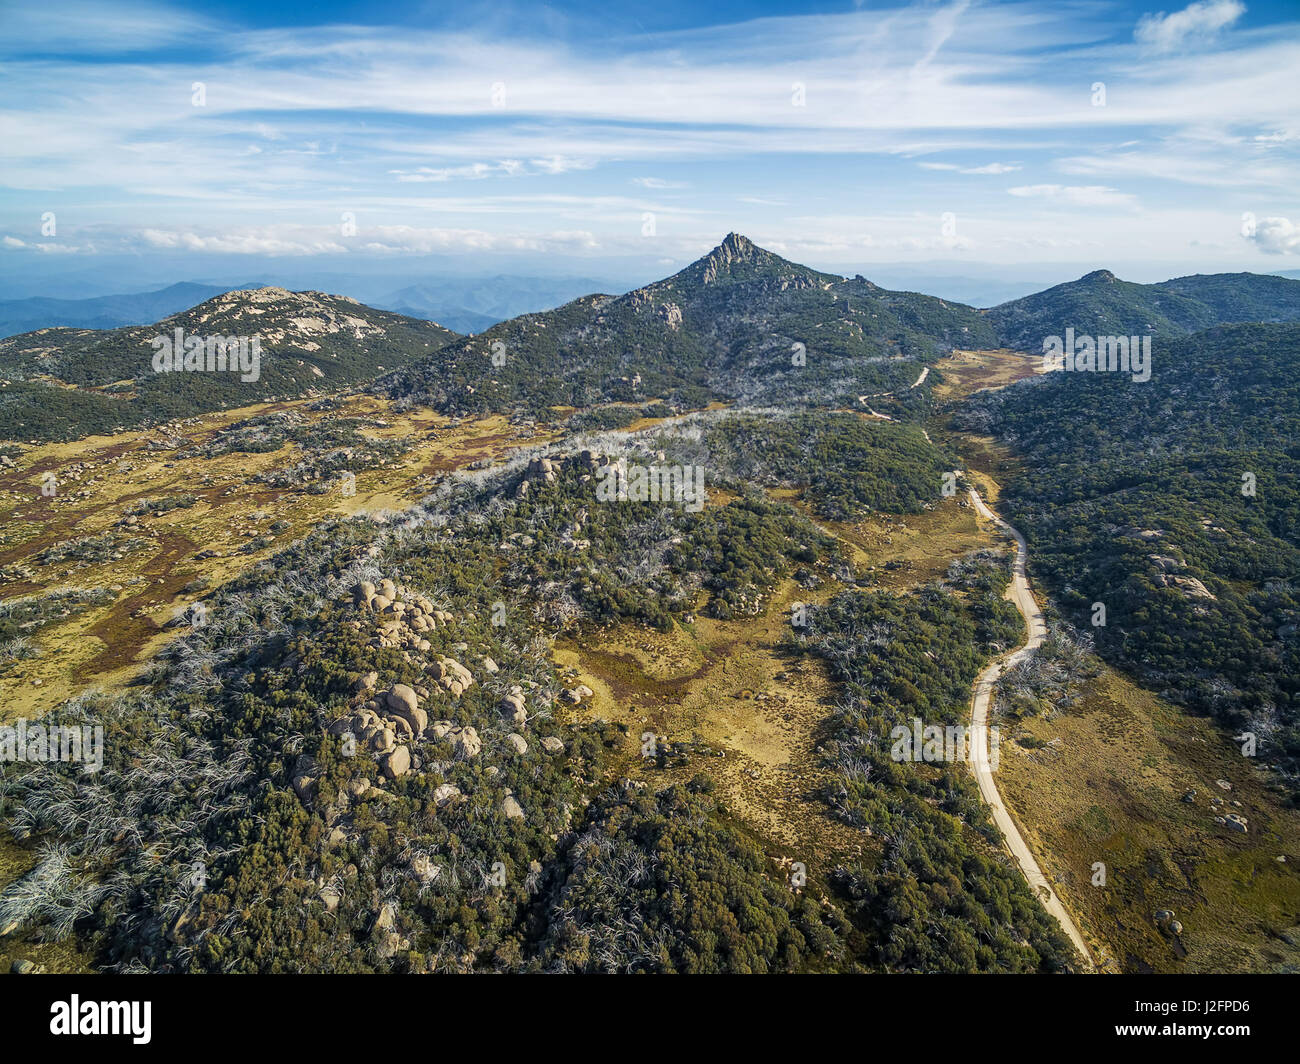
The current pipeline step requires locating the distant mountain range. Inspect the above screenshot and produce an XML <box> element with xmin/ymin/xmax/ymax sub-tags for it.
<box><xmin>5</xmin><ymin>234</ymin><xmax>1300</xmax><ymax>442</ymax></box>
<box><xmin>0</xmin><ymin>282</ymin><xmax>240</xmax><ymax>339</ymax></box>
<box><xmin>373</xmin><ymin>274</ymin><xmax>620</xmax><ymax>335</ymax></box>
<box><xmin>0</xmin><ymin>275</ymin><xmax>623</xmax><ymax>340</ymax></box>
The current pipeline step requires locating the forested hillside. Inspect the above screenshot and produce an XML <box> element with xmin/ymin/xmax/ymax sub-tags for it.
<box><xmin>793</xmin><ymin>559</ymin><xmax>1076</xmax><ymax>971</ymax></box>
<box><xmin>0</xmin><ymin>410</ymin><xmax>1078</xmax><ymax>972</ymax></box>
<box><xmin>382</xmin><ymin>233</ymin><xmax>996</xmax><ymax>418</ymax></box>
<box><xmin>960</xmin><ymin>323</ymin><xmax>1300</xmax><ymax>793</ymax></box>
<box><xmin>985</xmin><ymin>269</ymin><xmax>1300</xmax><ymax>352</ymax></box>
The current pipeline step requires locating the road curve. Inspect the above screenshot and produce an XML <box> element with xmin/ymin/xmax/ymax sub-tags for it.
<box><xmin>968</xmin><ymin>488</ymin><xmax>1094</xmax><ymax>970</ymax></box>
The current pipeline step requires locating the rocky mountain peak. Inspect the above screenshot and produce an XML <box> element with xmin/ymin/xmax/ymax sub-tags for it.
<box><xmin>1080</xmin><ymin>269</ymin><xmax>1119</xmax><ymax>284</ymax></box>
<box><xmin>698</xmin><ymin>233</ymin><xmax>764</xmax><ymax>284</ymax></box>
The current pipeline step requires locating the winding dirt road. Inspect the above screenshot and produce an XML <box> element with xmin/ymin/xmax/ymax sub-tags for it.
<box><xmin>968</xmin><ymin>488</ymin><xmax>1094</xmax><ymax>969</ymax></box>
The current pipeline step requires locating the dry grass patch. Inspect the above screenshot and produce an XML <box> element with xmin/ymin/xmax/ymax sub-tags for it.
<box><xmin>0</xmin><ymin>399</ymin><xmax>548</xmax><ymax>719</ymax></box>
<box><xmin>559</xmin><ymin>575</ymin><xmax>869</xmax><ymax>874</ymax></box>
<box><xmin>931</xmin><ymin>348</ymin><xmax>1040</xmax><ymax>402</ymax></box>
<box><xmin>996</xmin><ymin>664</ymin><xmax>1300</xmax><ymax>973</ymax></box>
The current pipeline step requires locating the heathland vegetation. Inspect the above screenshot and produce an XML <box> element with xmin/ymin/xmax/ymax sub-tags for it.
<box><xmin>0</xmin><ymin>410</ymin><xmax>1080</xmax><ymax>971</ymax></box>
<box><xmin>3</xmin><ymin>237</ymin><xmax>1298</xmax><ymax>973</ymax></box>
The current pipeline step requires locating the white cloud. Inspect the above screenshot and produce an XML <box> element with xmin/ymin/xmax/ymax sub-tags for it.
<box><xmin>134</xmin><ymin>223</ymin><xmax>610</xmax><ymax>257</ymax></box>
<box><xmin>529</xmin><ymin>155</ymin><xmax>593</xmax><ymax>176</ymax></box>
<box><xmin>389</xmin><ymin>157</ymin><xmax>591</xmax><ymax>183</ymax></box>
<box><xmin>0</xmin><ymin>235</ymin><xmax>84</xmax><ymax>254</ymax></box>
<box><xmin>919</xmin><ymin>161</ymin><xmax>1020</xmax><ymax>174</ymax></box>
<box><xmin>140</xmin><ymin>228</ymin><xmax>349</xmax><ymax>255</ymax></box>
<box><xmin>358</xmin><ymin>226</ymin><xmax>602</xmax><ymax>254</ymax></box>
<box><xmin>962</xmin><ymin>162</ymin><xmax>1020</xmax><ymax>174</ymax></box>
<box><xmin>1007</xmin><ymin>184</ymin><xmax>1137</xmax><ymax>208</ymax></box>
<box><xmin>391</xmin><ymin>162</ymin><xmax>521</xmax><ymax>183</ymax></box>
<box><xmin>633</xmin><ymin>177</ymin><xmax>689</xmax><ymax>189</ymax></box>
<box><xmin>1246</xmin><ymin>215</ymin><xmax>1300</xmax><ymax>254</ymax></box>
<box><xmin>1136</xmin><ymin>0</ymin><xmax>1246</xmax><ymax>53</ymax></box>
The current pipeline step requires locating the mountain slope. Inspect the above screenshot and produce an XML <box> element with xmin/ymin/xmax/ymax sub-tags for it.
<box><xmin>382</xmin><ymin>232</ymin><xmax>997</xmax><ymax>417</ymax></box>
<box><xmin>960</xmin><ymin>321</ymin><xmax>1300</xmax><ymax>791</ymax></box>
<box><xmin>986</xmin><ymin>269</ymin><xmax>1300</xmax><ymax>351</ymax></box>
<box><xmin>0</xmin><ymin>287</ymin><xmax>459</xmax><ymax>441</ymax></box>
<box><xmin>1154</xmin><ymin>272</ymin><xmax>1300</xmax><ymax>325</ymax></box>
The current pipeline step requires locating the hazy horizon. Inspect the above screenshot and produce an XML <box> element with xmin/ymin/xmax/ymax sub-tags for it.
<box><xmin>3</xmin><ymin>239</ymin><xmax>1298</xmax><ymax>312</ymax></box>
<box><xmin>3</xmin><ymin>0</ymin><xmax>1298</xmax><ymax>299</ymax></box>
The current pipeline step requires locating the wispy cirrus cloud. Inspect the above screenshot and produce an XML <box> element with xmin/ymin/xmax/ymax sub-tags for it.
<box><xmin>0</xmin><ymin>0</ymin><xmax>216</xmax><ymax>56</ymax></box>
<box><xmin>919</xmin><ymin>161</ymin><xmax>1022</xmax><ymax>174</ymax></box>
<box><xmin>1007</xmin><ymin>184</ymin><xmax>1138</xmax><ymax>208</ymax></box>
<box><xmin>389</xmin><ymin>157</ymin><xmax>594</xmax><ymax>182</ymax></box>
<box><xmin>1136</xmin><ymin>0</ymin><xmax>1246</xmax><ymax>54</ymax></box>
<box><xmin>0</xmin><ymin>0</ymin><xmax>1296</xmax><ymax>273</ymax></box>
<box><xmin>633</xmin><ymin>177</ymin><xmax>690</xmax><ymax>190</ymax></box>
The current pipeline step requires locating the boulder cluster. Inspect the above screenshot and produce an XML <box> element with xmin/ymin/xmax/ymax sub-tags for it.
<box><xmin>1217</xmin><ymin>812</ymin><xmax>1249</xmax><ymax>833</ymax></box>
<box><xmin>328</xmin><ymin>672</ymin><xmax>484</xmax><ymax>781</ymax></box>
<box><xmin>1147</xmin><ymin>554</ymin><xmax>1216</xmax><ymax>601</ymax></box>
<box><xmin>429</xmin><ymin>656</ymin><xmax>475</xmax><ymax>697</ymax></box>
<box><xmin>494</xmin><ymin>690</ymin><xmax>562</xmax><ymax>753</ymax></box>
<box><xmin>321</xmin><ymin>580</ymin><xmax>569</xmax><ymax>788</ymax></box>
<box><xmin>302</xmin><ymin>576</ymin><xmax>570</xmax><ymax>837</ymax></box>
<box><xmin>352</xmin><ymin>578</ymin><xmax>455</xmax><ymax>651</ymax></box>
<box><xmin>1183</xmin><ymin>778</ymin><xmax>1250</xmax><ymax>832</ymax></box>
<box><xmin>499</xmin><ymin>685</ymin><xmax>528</xmax><ymax>727</ymax></box>
<box><xmin>573</xmin><ymin>450</ymin><xmax>608</xmax><ymax>478</ymax></box>
<box><xmin>560</xmin><ymin>683</ymin><xmax>594</xmax><ymax>705</ymax></box>
<box><xmin>514</xmin><ymin>457</ymin><xmax>557</xmax><ymax>498</ymax></box>
<box><xmin>513</xmin><ymin>450</ymin><xmax>615</xmax><ymax>500</ymax></box>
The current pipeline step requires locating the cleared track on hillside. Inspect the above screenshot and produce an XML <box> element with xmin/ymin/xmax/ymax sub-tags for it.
<box><xmin>968</xmin><ymin>488</ymin><xmax>1094</xmax><ymax>970</ymax></box>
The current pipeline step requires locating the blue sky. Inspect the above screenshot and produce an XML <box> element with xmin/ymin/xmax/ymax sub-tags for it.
<box><xmin>2</xmin><ymin>0</ymin><xmax>1298</xmax><ymax>289</ymax></box>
